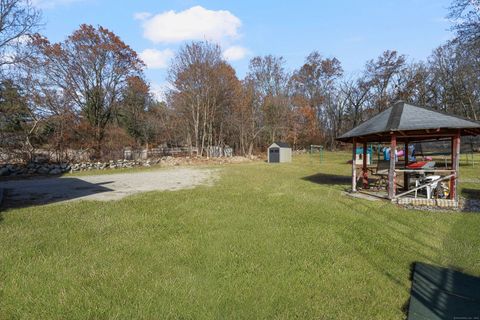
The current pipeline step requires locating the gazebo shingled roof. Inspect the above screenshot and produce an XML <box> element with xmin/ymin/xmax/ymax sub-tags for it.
<box><xmin>337</xmin><ymin>101</ymin><xmax>480</xmax><ymax>143</ymax></box>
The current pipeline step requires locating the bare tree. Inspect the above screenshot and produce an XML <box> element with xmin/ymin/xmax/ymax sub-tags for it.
<box><xmin>290</xmin><ymin>51</ymin><xmax>343</xmax><ymax>148</ymax></box>
<box><xmin>168</xmin><ymin>41</ymin><xmax>240</xmax><ymax>156</ymax></box>
<box><xmin>395</xmin><ymin>62</ymin><xmax>432</xmax><ymax>106</ymax></box>
<box><xmin>245</xmin><ymin>55</ymin><xmax>290</xmax><ymax>145</ymax></box>
<box><xmin>449</xmin><ymin>0</ymin><xmax>480</xmax><ymax>45</ymax></box>
<box><xmin>341</xmin><ymin>77</ymin><xmax>370</xmax><ymax>129</ymax></box>
<box><xmin>0</xmin><ymin>78</ymin><xmax>35</xmax><ymax>161</ymax></box>
<box><xmin>429</xmin><ymin>41</ymin><xmax>480</xmax><ymax>120</ymax></box>
<box><xmin>117</xmin><ymin>76</ymin><xmax>152</xmax><ymax>147</ymax></box>
<box><xmin>234</xmin><ymin>78</ymin><xmax>266</xmax><ymax>155</ymax></box>
<box><xmin>22</xmin><ymin>25</ymin><xmax>145</xmax><ymax>158</ymax></box>
<box><xmin>364</xmin><ymin>50</ymin><xmax>406</xmax><ymax>112</ymax></box>
<box><xmin>0</xmin><ymin>0</ymin><xmax>40</xmax><ymax>69</ymax></box>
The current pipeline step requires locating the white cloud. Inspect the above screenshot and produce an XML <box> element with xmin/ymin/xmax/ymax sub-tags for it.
<box><xmin>150</xmin><ymin>82</ymin><xmax>172</xmax><ymax>102</ymax></box>
<box><xmin>134</xmin><ymin>12</ymin><xmax>152</xmax><ymax>21</ymax></box>
<box><xmin>2</xmin><ymin>52</ymin><xmax>16</xmax><ymax>65</ymax></box>
<box><xmin>10</xmin><ymin>34</ymin><xmax>31</xmax><ymax>46</ymax></box>
<box><xmin>222</xmin><ymin>45</ymin><xmax>249</xmax><ymax>61</ymax></box>
<box><xmin>139</xmin><ymin>6</ymin><xmax>242</xmax><ymax>44</ymax></box>
<box><xmin>139</xmin><ymin>48</ymin><xmax>174</xmax><ymax>69</ymax></box>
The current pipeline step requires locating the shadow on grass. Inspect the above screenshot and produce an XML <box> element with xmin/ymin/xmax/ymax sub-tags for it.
<box><xmin>461</xmin><ymin>188</ymin><xmax>480</xmax><ymax>212</ymax></box>
<box><xmin>302</xmin><ymin>173</ymin><xmax>351</xmax><ymax>186</ymax></box>
<box><xmin>1</xmin><ymin>177</ymin><xmax>113</xmax><ymax>210</ymax></box>
<box><xmin>459</xmin><ymin>162</ymin><xmax>477</xmax><ymax>167</ymax></box>
<box><xmin>405</xmin><ymin>262</ymin><xmax>480</xmax><ymax>320</ymax></box>
<box><xmin>462</xmin><ymin>188</ymin><xmax>480</xmax><ymax>199</ymax></box>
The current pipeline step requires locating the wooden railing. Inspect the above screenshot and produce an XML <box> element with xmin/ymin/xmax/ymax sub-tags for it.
<box><xmin>394</xmin><ymin>169</ymin><xmax>454</xmax><ymax>174</ymax></box>
<box><xmin>394</xmin><ymin>174</ymin><xmax>455</xmax><ymax>199</ymax></box>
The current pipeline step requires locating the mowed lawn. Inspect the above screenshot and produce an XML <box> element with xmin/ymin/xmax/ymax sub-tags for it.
<box><xmin>1</xmin><ymin>153</ymin><xmax>479</xmax><ymax>319</ymax></box>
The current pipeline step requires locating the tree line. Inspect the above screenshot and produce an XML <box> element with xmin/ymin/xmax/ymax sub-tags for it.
<box><xmin>1</xmin><ymin>0</ymin><xmax>479</xmax><ymax>162</ymax></box>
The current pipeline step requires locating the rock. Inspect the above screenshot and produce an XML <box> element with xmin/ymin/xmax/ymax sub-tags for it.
<box><xmin>0</xmin><ymin>167</ymin><xmax>10</xmax><ymax>176</ymax></box>
<box><xmin>49</xmin><ymin>168</ymin><xmax>62</xmax><ymax>175</ymax></box>
<box><xmin>37</xmin><ymin>166</ymin><xmax>50</xmax><ymax>174</ymax></box>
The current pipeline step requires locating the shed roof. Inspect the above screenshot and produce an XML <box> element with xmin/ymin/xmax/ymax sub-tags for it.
<box><xmin>337</xmin><ymin>101</ymin><xmax>480</xmax><ymax>143</ymax></box>
<box><xmin>270</xmin><ymin>142</ymin><xmax>290</xmax><ymax>148</ymax></box>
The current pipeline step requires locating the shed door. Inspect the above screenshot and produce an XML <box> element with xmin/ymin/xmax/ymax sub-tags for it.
<box><xmin>269</xmin><ymin>148</ymin><xmax>280</xmax><ymax>162</ymax></box>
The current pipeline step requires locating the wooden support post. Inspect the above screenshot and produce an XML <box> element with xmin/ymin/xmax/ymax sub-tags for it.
<box><xmin>362</xmin><ymin>142</ymin><xmax>368</xmax><ymax>189</ymax></box>
<box><xmin>404</xmin><ymin>142</ymin><xmax>409</xmax><ymax>191</ymax></box>
<box><xmin>388</xmin><ymin>134</ymin><xmax>397</xmax><ymax>199</ymax></box>
<box><xmin>352</xmin><ymin>138</ymin><xmax>357</xmax><ymax>192</ymax></box>
<box><xmin>450</xmin><ymin>131</ymin><xmax>461</xmax><ymax>202</ymax></box>
<box><xmin>450</xmin><ymin>136</ymin><xmax>454</xmax><ymax>199</ymax></box>
<box><xmin>451</xmin><ymin>136</ymin><xmax>454</xmax><ymax>167</ymax></box>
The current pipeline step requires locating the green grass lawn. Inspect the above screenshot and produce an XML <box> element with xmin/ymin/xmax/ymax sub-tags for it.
<box><xmin>1</xmin><ymin>153</ymin><xmax>479</xmax><ymax>319</ymax></box>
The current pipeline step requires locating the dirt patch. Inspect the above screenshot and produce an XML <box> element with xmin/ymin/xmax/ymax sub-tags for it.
<box><xmin>1</xmin><ymin>168</ymin><xmax>217</xmax><ymax>208</ymax></box>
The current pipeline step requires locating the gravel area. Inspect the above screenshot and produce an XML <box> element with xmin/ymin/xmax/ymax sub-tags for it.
<box><xmin>1</xmin><ymin>168</ymin><xmax>217</xmax><ymax>208</ymax></box>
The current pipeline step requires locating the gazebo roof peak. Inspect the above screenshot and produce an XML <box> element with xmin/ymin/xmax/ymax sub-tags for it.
<box><xmin>337</xmin><ymin>101</ymin><xmax>480</xmax><ymax>143</ymax></box>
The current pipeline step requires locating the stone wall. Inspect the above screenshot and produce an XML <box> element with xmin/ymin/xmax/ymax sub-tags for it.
<box><xmin>0</xmin><ymin>156</ymin><xmax>257</xmax><ymax>178</ymax></box>
<box><xmin>0</xmin><ymin>162</ymin><xmax>70</xmax><ymax>176</ymax></box>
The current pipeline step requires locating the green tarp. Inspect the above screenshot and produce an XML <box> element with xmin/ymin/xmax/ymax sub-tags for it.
<box><xmin>408</xmin><ymin>262</ymin><xmax>480</xmax><ymax>320</ymax></box>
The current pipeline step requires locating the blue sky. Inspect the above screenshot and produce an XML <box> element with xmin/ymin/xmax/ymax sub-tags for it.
<box><xmin>35</xmin><ymin>0</ymin><xmax>454</xmax><ymax>98</ymax></box>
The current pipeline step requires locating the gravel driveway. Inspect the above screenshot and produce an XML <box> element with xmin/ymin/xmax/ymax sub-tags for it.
<box><xmin>1</xmin><ymin>168</ymin><xmax>216</xmax><ymax>208</ymax></box>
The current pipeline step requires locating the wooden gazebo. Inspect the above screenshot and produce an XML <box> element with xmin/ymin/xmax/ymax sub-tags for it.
<box><xmin>337</xmin><ymin>101</ymin><xmax>480</xmax><ymax>206</ymax></box>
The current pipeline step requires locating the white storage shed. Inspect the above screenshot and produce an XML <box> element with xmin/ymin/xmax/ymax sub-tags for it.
<box><xmin>268</xmin><ymin>142</ymin><xmax>292</xmax><ymax>163</ymax></box>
